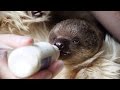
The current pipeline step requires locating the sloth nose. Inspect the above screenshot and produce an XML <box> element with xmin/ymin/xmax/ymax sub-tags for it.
<box><xmin>54</xmin><ymin>42</ymin><xmax>65</xmax><ymax>51</ymax></box>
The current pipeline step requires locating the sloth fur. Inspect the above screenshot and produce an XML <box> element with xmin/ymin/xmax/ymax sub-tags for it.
<box><xmin>0</xmin><ymin>11</ymin><xmax>120</xmax><ymax>79</ymax></box>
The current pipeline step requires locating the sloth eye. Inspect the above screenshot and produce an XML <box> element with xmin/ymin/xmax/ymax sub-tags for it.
<box><xmin>31</xmin><ymin>11</ymin><xmax>43</xmax><ymax>17</ymax></box>
<box><xmin>72</xmin><ymin>37</ymin><xmax>80</xmax><ymax>45</ymax></box>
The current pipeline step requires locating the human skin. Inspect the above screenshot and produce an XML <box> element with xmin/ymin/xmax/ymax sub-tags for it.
<box><xmin>91</xmin><ymin>11</ymin><xmax>120</xmax><ymax>42</ymax></box>
<box><xmin>0</xmin><ymin>34</ymin><xmax>64</xmax><ymax>79</ymax></box>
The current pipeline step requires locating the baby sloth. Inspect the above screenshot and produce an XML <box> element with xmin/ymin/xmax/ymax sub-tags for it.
<box><xmin>49</xmin><ymin>19</ymin><xmax>104</xmax><ymax>64</ymax></box>
<box><xmin>49</xmin><ymin>19</ymin><xmax>120</xmax><ymax>79</ymax></box>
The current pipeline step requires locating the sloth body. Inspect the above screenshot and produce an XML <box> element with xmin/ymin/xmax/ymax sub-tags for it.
<box><xmin>0</xmin><ymin>11</ymin><xmax>120</xmax><ymax>79</ymax></box>
<box><xmin>49</xmin><ymin>19</ymin><xmax>120</xmax><ymax>79</ymax></box>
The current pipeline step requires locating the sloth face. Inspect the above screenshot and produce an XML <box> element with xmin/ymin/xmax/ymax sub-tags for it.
<box><xmin>49</xmin><ymin>19</ymin><xmax>104</xmax><ymax>64</ymax></box>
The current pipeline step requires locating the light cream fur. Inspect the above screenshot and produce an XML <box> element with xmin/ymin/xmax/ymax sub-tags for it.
<box><xmin>0</xmin><ymin>11</ymin><xmax>120</xmax><ymax>79</ymax></box>
<box><xmin>54</xmin><ymin>35</ymin><xmax>120</xmax><ymax>79</ymax></box>
<box><xmin>0</xmin><ymin>11</ymin><xmax>49</xmax><ymax>42</ymax></box>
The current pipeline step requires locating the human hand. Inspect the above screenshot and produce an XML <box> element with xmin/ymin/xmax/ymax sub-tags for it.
<box><xmin>0</xmin><ymin>34</ymin><xmax>64</xmax><ymax>79</ymax></box>
<box><xmin>91</xmin><ymin>11</ymin><xmax>120</xmax><ymax>42</ymax></box>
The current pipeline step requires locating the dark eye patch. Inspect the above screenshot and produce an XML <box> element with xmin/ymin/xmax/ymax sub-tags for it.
<box><xmin>72</xmin><ymin>37</ymin><xmax>80</xmax><ymax>45</ymax></box>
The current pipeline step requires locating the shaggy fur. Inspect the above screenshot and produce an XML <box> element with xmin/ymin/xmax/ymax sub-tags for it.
<box><xmin>54</xmin><ymin>35</ymin><xmax>120</xmax><ymax>79</ymax></box>
<box><xmin>0</xmin><ymin>11</ymin><xmax>50</xmax><ymax>42</ymax></box>
<box><xmin>0</xmin><ymin>11</ymin><xmax>120</xmax><ymax>79</ymax></box>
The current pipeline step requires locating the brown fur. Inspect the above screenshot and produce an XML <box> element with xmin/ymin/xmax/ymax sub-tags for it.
<box><xmin>0</xmin><ymin>11</ymin><xmax>120</xmax><ymax>79</ymax></box>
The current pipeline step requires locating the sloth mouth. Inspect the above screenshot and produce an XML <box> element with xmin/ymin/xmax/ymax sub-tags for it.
<box><xmin>59</xmin><ymin>50</ymin><xmax>71</xmax><ymax>59</ymax></box>
<box><xmin>61</xmin><ymin>51</ymin><xmax>71</xmax><ymax>56</ymax></box>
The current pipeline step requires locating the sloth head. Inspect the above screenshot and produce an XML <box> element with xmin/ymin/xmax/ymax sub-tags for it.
<box><xmin>49</xmin><ymin>19</ymin><xmax>104</xmax><ymax>64</ymax></box>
